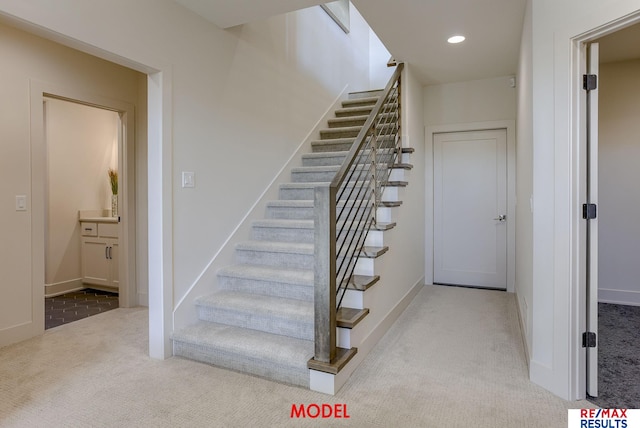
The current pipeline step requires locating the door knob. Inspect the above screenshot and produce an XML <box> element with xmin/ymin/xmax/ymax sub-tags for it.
<box><xmin>493</xmin><ymin>214</ymin><xmax>507</xmax><ymax>222</ymax></box>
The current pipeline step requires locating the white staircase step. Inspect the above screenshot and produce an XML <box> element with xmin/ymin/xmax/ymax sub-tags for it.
<box><xmin>172</xmin><ymin>321</ymin><xmax>313</xmax><ymax>388</ymax></box>
<box><xmin>196</xmin><ymin>291</ymin><xmax>314</xmax><ymax>340</ymax></box>
<box><xmin>217</xmin><ymin>265</ymin><xmax>313</xmax><ymax>301</ymax></box>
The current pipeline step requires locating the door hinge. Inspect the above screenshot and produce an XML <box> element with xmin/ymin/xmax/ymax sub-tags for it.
<box><xmin>582</xmin><ymin>203</ymin><xmax>597</xmax><ymax>220</ymax></box>
<box><xmin>582</xmin><ymin>332</ymin><xmax>596</xmax><ymax>348</ymax></box>
<box><xmin>583</xmin><ymin>74</ymin><xmax>597</xmax><ymax>91</ymax></box>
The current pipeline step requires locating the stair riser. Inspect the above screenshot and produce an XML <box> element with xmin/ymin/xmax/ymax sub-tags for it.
<box><xmin>218</xmin><ymin>275</ymin><xmax>314</xmax><ymax>301</ymax></box>
<box><xmin>267</xmin><ymin>205</ymin><xmax>371</xmax><ymax>220</ymax></box>
<box><xmin>236</xmin><ymin>249</ymin><xmax>314</xmax><ymax>269</ymax></box>
<box><xmin>266</xmin><ymin>206</ymin><xmax>315</xmax><ymax>220</ymax></box>
<box><xmin>312</xmin><ymin>141</ymin><xmax>355</xmax><ymax>152</ymax></box>
<box><xmin>291</xmin><ymin>170</ymin><xmax>339</xmax><ymax>183</ymax></box>
<box><xmin>280</xmin><ymin>187</ymin><xmax>368</xmax><ymax>201</ymax></box>
<box><xmin>328</xmin><ymin>118</ymin><xmax>367</xmax><ymax>128</ymax></box>
<box><xmin>252</xmin><ymin>226</ymin><xmax>314</xmax><ymax>244</ymax></box>
<box><xmin>335</xmin><ymin>107</ymin><xmax>374</xmax><ymax>118</ymax></box>
<box><xmin>197</xmin><ymin>305</ymin><xmax>314</xmax><ymax>341</ymax></box>
<box><xmin>320</xmin><ymin>129</ymin><xmax>361</xmax><ymax>139</ymax></box>
<box><xmin>173</xmin><ymin>341</ymin><xmax>310</xmax><ymax>388</ymax></box>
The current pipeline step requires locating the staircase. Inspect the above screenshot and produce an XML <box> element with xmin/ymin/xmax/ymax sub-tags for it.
<box><xmin>172</xmin><ymin>86</ymin><xmax>412</xmax><ymax>391</ymax></box>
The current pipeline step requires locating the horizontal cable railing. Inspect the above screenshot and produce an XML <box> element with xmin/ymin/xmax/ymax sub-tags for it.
<box><xmin>312</xmin><ymin>63</ymin><xmax>404</xmax><ymax>364</ymax></box>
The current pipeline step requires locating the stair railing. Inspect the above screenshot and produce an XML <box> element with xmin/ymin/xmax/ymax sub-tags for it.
<box><xmin>312</xmin><ymin>63</ymin><xmax>404</xmax><ymax>366</ymax></box>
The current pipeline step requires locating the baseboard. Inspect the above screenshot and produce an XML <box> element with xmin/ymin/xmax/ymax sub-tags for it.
<box><xmin>514</xmin><ymin>293</ymin><xmax>531</xmax><ymax>370</ymax></box>
<box><xmin>598</xmin><ymin>288</ymin><xmax>640</xmax><ymax>306</ymax></box>
<box><xmin>44</xmin><ymin>279</ymin><xmax>84</xmax><ymax>298</ymax></box>
<box><xmin>310</xmin><ymin>279</ymin><xmax>423</xmax><ymax>394</ymax></box>
<box><xmin>0</xmin><ymin>320</ymin><xmax>41</xmax><ymax>348</ymax></box>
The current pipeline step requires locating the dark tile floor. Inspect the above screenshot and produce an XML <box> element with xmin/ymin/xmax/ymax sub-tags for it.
<box><xmin>45</xmin><ymin>288</ymin><xmax>119</xmax><ymax>330</ymax></box>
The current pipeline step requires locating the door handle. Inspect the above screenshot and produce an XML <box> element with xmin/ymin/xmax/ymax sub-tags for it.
<box><xmin>493</xmin><ymin>214</ymin><xmax>507</xmax><ymax>222</ymax></box>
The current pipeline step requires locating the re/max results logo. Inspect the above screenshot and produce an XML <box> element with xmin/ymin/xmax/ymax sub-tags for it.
<box><xmin>568</xmin><ymin>409</ymin><xmax>640</xmax><ymax>428</ymax></box>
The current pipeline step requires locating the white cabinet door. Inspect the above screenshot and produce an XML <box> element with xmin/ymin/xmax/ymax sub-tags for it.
<box><xmin>81</xmin><ymin>238</ymin><xmax>110</xmax><ymax>286</ymax></box>
<box><xmin>108</xmin><ymin>240</ymin><xmax>119</xmax><ymax>289</ymax></box>
<box><xmin>433</xmin><ymin>129</ymin><xmax>507</xmax><ymax>289</ymax></box>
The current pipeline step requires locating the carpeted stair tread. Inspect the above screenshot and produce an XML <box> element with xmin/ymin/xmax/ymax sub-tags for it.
<box><xmin>236</xmin><ymin>240</ymin><xmax>314</xmax><ymax>254</ymax></box>
<box><xmin>335</xmin><ymin>106</ymin><xmax>375</xmax><ymax>117</ymax></box>
<box><xmin>218</xmin><ymin>264</ymin><xmax>313</xmax><ymax>287</ymax></box>
<box><xmin>172</xmin><ymin>321</ymin><xmax>313</xmax><ymax>387</ymax></box>
<box><xmin>196</xmin><ymin>291</ymin><xmax>313</xmax><ymax>324</ymax></box>
<box><xmin>217</xmin><ymin>265</ymin><xmax>313</xmax><ymax>301</ymax></box>
<box><xmin>253</xmin><ymin>219</ymin><xmax>314</xmax><ymax>229</ymax></box>
<box><xmin>196</xmin><ymin>291</ymin><xmax>314</xmax><ymax>340</ymax></box>
<box><xmin>341</xmin><ymin>96</ymin><xmax>380</xmax><ymax>107</ymax></box>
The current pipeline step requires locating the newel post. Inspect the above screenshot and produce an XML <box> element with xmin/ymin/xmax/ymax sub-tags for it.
<box><xmin>313</xmin><ymin>184</ymin><xmax>337</xmax><ymax>363</ymax></box>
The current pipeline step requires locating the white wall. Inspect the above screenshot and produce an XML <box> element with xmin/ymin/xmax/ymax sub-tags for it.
<box><xmin>598</xmin><ymin>59</ymin><xmax>640</xmax><ymax>306</ymax></box>
<box><xmin>369</xmin><ymin>28</ymin><xmax>393</xmax><ymax>89</ymax></box>
<box><xmin>0</xmin><ymin>21</ymin><xmax>146</xmax><ymax>346</ymax></box>
<box><xmin>0</xmin><ymin>0</ymin><xmax>383</xmax><ymax>354</ymax></box>
<box><xmin>523</xmin><ymin>0</ymin><xmax>640</xmax><ymax>400</ymax></box>
<box><xmin>424</xmin><ymin>76</ymin><xmax>517</xmax><ymax>126</ymax></box>
<box><xmin>515</xmin><ymin>0</ymin><xmax>534</xmax><ymax>361</ymax></box>
<box><xmin>423</xmin><ymin>76</ymin><xmax>517</xmax><ymax>286</ymax></box>
<box><xmin>45</xmin><ymin>98</ymin><xmax>119</xmax><ymax>295</ymax></box>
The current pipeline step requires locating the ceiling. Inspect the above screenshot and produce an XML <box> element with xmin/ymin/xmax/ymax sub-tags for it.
<box><xmin>175</xmin><ymin>0</ymin><xmax>528</xmax><ymax>85</ymax></box>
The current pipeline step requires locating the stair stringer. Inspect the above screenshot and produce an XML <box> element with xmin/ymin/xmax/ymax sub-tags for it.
<box><xmin>172</xmin><ymin>87</ymin><xmax>350</xmax><ymax>330</ymax></box>
<box><xmin>309</xmin><ymin>150</ymin><xmax>426</xmax><ymax>395</ymax></box>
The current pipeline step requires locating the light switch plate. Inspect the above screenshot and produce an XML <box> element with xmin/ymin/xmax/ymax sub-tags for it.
<box><xmin>16</xmin><ymin>195</ymin><xmax>27</xmax><ymax>211</ymax></box>
<box><xmin>182</xmin><ymin>171</ymin><xmax>195</xmax><ymax>188</ymax></box>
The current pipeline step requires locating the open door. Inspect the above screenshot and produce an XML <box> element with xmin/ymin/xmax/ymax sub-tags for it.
<box><xmin>585</xmin><ymin>42</ymin><xmax>599</xmax><ymax>398</ymax></box>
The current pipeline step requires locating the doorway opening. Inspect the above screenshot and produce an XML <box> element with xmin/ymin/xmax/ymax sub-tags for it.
<box><xmin>43</xmin><ymin>97</ymin><xmax>123</xmax><ymax>329</ymax></box>
<box><xmin>585</xmin><ymin>23</ymin><xmax>640</xmax><ymax>408</ymax></box>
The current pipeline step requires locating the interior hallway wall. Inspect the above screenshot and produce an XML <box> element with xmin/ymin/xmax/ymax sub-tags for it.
<box><xmin>423</xmin><ymin>76</ymin><xmax>517</xmax><ymax>285</ymax></box>
<box><xmin>0</xmin><ymin>0</ymin><xmax>394</xmax><ymax>353</ymax></box>
<box><xmin>45</xmin><ymin>98</ymin><xmax>119</xmax><ymax>296</ymax></box>
<box><xmin>598</xmin><ymin>58</ymin><xmax>640</xmax><ymax>306</ymax></box>
<box><xmin>0</xmin><ymin>21</ymin><xmax>146</xmax><ymax>347</ymax></box>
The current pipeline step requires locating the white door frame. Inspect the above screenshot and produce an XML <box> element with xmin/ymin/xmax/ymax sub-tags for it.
<box><xmin>426</xmin><ymin>120</ymin><xmax>516</xmax><ymax>293</ymax></box>
<box><xmin>569</xmin><ymin>12</ymin><xmax>640</xmax><ymax>401</ymax></box>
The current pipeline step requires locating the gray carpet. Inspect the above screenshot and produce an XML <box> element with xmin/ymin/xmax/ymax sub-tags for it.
<box><xmin>0</xmin><ymin>285</ymin><xmax>593</xmax><ymax>427</ymax></box>
<box><xmin>588</xmin><ymin>303</ymin><xmax>640</xmax><ymax>408</ymax></box>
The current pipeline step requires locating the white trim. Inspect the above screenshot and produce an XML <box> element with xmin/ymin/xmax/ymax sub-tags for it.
<box><xmin>569</xmin><ymin>10</ymin><xmax>640</xmax><ymax>401</ymax></box>
<box><xmin>425</xmin><ymin>120</ymin><xmax>516</xmax><ymax>293</ymax></box>
<box><xmin>598</xmin><ymin>289</ymin><xmax>640</xmax><ymax>307</ymax></box>
<box><xmin>147</xmin><ymin>69</ymin><xmax>174</xmax><ymax>359</ymax></box>
<box><xmin>44</xmin><ymin>279</ymin><xmax>84</xmax><ymax>298</ymax></box>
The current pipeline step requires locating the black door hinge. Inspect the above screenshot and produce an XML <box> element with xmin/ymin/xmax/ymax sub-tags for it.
<box><xmin>583</xmin><ymin>74</ymin><xmax>597</xmax><ymax>91</ymax></box>
<box><xmin>582</xmin><ymin>203</ymin><xmax>597</xmax><ymax>220</ymax></box>
<box><xmin>582</xmin><ymin>332</ymin><xmax>596</xmax><ymax>348</ymax></box>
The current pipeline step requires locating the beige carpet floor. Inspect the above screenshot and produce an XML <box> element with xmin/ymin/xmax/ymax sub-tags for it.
<box><xmin>0</xmin><ymin>285</ymin><xmax>593</xmax><ymax>427</ymax></box>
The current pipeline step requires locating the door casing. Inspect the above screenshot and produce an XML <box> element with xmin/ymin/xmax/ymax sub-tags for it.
<box><xmin>425</xmin><ymin>120</ymin><xmax>516</xmax><ymax>293</ymax></box>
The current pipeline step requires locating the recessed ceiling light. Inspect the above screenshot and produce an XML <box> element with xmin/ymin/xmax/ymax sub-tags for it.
<box><xmin>447</xmin><ymin>35</ymin><xmax>465</xmax><ymax>44</ymax></box>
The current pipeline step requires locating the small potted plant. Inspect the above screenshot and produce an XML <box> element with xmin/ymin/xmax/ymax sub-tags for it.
<box><xmin>108</xmin><ymin>169</ymin><xmax>118</xmax><ymax>217</ymax></box>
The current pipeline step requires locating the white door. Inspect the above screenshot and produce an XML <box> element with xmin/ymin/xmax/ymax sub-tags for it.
<box><xmin>586</xmin><ymin>42</ymin><xmax>599</xmax><ymax>398</ymax></box>
<box><xmin>434</xmin><ymin>129</ymin><xmax>507</xmax><ymax>289</ymax></box>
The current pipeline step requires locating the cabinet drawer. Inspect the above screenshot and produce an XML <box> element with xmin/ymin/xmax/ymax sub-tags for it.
<box><xmin>81</xmin><ymin>222</ymin><xmax>98</xmax><ymax>236</ymax></box>
<box><xmin>98</xmin><ymin>222</ymin><xmax>119</xmax><ymax>238</ymax></box>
